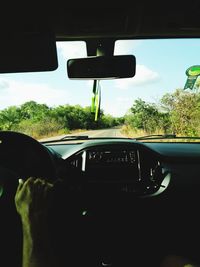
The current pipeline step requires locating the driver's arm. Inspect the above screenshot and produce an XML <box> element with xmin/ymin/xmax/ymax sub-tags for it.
<box><xmin>15</xmin><ymin>177</ymin><xmax>55</xmax><ymax>267</ymax></box>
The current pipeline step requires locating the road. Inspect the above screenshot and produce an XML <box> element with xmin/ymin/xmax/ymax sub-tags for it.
<box><xmin>39</xmin><ymin>128</ymin><xmax>126</xmax><ymax>142</ymax></box>
<box><xmin>79</xmin><ymin>128</ymin><xmax>125</xmax><ymax>138</ymax></box>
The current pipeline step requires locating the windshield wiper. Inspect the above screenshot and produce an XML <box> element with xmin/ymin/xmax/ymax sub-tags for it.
<box><xmin>40</xmin><ymin>135</ymin><xmax>89</xmax><ymax>144</ymax></box>
<box><xmin>135</xmin><ymin>134</ymin><xmax>176</xmax><ymax>140</ymax></box>
<box><xmin>135</xmin><ymin>134</ymin><xmax>200</xmax><ymax>141</ymax></box>
<box><xmin>40</xmin><ymin>135</ymin><xmax>130</xmax><ymax>144</ymax></box>
<box><xmin>40</xmin><ymin>134</ymin><xmax>200</xmax><ymax>144</ymax></box>
<box><xmin>60</xmin><ymin>135</ymin><xmax>89</xmax><ymax>140</ymax></box>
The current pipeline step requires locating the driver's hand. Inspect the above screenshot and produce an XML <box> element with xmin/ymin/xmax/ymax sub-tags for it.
<box><xmin>15</xmin><ymin>177</ymin><xmax>54</xmax><ymax>227</ymax></box>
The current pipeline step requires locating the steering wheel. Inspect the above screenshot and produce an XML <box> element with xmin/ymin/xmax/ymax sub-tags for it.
<box><xmin>0</xmin><ymin>131</ymin><xmax>57</xmax><ymax>199</ymax></box>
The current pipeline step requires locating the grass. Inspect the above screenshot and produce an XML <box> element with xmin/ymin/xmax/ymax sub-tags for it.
<box><xmin>121</xmin><ymin>125</ymin><xmax>200</xmax><ymax>142</ymax></box>
<box><xmin>121</xmin><ymin>125</ymin><xmax>164</xmax><ymax>138</ymax></box>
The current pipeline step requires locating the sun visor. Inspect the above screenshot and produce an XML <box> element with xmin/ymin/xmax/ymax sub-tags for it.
<box><xmin>0</xmin><ymin>32</ymin><xmax>58</xmax><ymax>73</ymax></box>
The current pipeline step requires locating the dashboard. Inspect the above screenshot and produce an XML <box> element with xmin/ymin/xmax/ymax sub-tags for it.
<box><xmin>85</xmin><ymin>146</ymin><xmax>140</xmax><ymax>181</ymax></box>
<box><xmin>46</xmin><ymin>139</ymin><xmax>183</xmax><ymax>196</ymax></box>
<box><xmin>45</xmin><ymin>139</ymin><xmax>200</xmax><ymax>198</ymax></box>
<box><xmin>42</xmin><ymin>139</ymin><xmax>200</xmax><ymax>266</ymax></box>
<box><xmin>2</xmin><ymin>134</ymin><xmax>200</xmax><ymax>267</ymax></box>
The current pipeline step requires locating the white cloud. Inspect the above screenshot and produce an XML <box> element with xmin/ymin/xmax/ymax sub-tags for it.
<box><xmin>0</xmin><ymin>79</ymin><xmax>9</xmax><ymax>90</ymax></box>
<box><xmin>0</xmin><ymin>78</ymin><xmax>71</xmax><ymax>110</ymax></box>
<box><xmin>103</xmin><ymin>97</ymin><xmax>133</xmax><ymax>117</ymax></box>
<box><xmin>114</xmin><ymin>40</ymin><xmax>141</xmax><ymax>55</ymax></box>
<box><xmin>115</xmin><ymin>65</ymin><xmax>160</xmax><ymax>89</ymax></box>
<box><xmin>57</xmin><ymin>41</ymin><xmax>87</xmax><ymax>59</ymax></box>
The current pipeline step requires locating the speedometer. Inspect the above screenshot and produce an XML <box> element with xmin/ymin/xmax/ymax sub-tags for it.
<box><xmin>85</xmin><ymin>146</ymin><xmax>140</xmax><ymax>183</ymax></box>
<box><xmin>87</xmin><ymin>149</ymin><xmax>136</xmax><ymax>165</ymax></box>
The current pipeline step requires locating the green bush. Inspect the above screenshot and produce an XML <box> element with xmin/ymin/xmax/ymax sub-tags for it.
<box><xmin>13</xmin><ymin>118</ymin><xmax>69</xmax><ymax>139</ymax></box>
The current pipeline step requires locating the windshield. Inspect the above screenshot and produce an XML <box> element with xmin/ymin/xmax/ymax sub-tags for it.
<box><xmin>0</xmin><ymin>39</ymin><xmax>200</xmax><ymax>142</ymax></box>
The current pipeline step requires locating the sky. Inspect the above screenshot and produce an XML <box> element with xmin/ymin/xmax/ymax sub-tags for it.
<box><xmin>0</xmin><ymin>38</ymin><xmax>200</xmax><ymax>117</ymax></box>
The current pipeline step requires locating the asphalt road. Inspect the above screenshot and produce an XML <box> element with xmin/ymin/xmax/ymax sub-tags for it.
<box><xmin>39</xmin><ymin>128</ymin><xmax>126</xmax><ymax>142</ymax></box>
<box><xmin>80</xmin><ymin>128</ymin><xmax>125</xmax><ymax>138</ymax></box>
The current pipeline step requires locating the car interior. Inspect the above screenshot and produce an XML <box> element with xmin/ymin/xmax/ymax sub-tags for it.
<box><xmin>1</xmin><ymin>3</ymin><xmax>200</xmax><ymax>267</ymax></box>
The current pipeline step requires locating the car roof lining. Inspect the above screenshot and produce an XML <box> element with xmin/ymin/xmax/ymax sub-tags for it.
<box><xmin>1</xmin><ymin>4</ymin><xmax>200</xmax><ymax>72</ymax></box>
<box><xmin>1</xmin><ymin>4</ymin><xmax>200</xmax><ymax>40</ymax></box>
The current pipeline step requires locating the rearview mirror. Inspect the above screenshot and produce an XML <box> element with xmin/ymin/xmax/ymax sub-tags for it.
<box><xmin>67</xmin><ymin>55</ymin><xmax>136</xmax><ymax>79</ymax></box>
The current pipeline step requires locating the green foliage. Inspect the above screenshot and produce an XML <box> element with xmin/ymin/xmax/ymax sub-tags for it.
<box><xmin>13</xmin><ymin>118</ymin><xmax>68</xmax><ymax>139</ymax></box>
<box><xmin>2</xmin><ymin>88</ymin><xmax>199</xmax><ymax>139</ymax></box>
<box><xmin>124</xmin><ymin>89</ymin><xmax>200</xmax><ymax>137</ymax></box>
<box><xmin>20</xmin><ymin>101</ymin><xmax>50</xmax><ymax>121</ymax></box>
<box><xmin>0</xmin><ymin>106</ymin><xmax>21</xmax><ymax>130</ymax></box>
<box><xmin>0</xmin><ymin>101</ymin><xmax>119</xmax><ymax>139</ymax></box>
<box><xmin>161</xmin><ymin>89</ymin><xmax>200</xmax><ymax>135</ymax></box>
<box><xmin>124</xmin><ymin>98</ymin><xmax>169</xmax><ymax>134</ymax></box>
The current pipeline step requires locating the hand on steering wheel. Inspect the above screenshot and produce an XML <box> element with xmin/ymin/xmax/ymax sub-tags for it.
<box><xmin>0</xmin><ymin>131</ymin><xmax>57</xmax><ymax>199</ymax></box>
<box><xmin>15</xmin><ymin>177</ymin><xmax>54</xmax><ymax>227</ymax></box>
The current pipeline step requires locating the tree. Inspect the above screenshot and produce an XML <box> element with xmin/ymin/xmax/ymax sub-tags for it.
<box><xmin>126</xmin><ymin>99</ymin><xmax>164</xmax><ymax>134</ymax></box>
<box><xmin>161</xmin><ymin>89</ymin><xmax>200</xmax><ymax>135</ymax></box>
<box><xmin>20</xmin><ymin>101</ymin><xmax>50</xmax><ymax>121</ymax></box>
<box><xmin>0</xmin><ymin>106</ymin><xmax>21</xmax><ymax>130</ymax></box>
<box><xmin>0</xmin><ymin>101</ymin><xmax>119</xmax><ymax>138</ymax></box>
